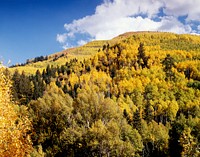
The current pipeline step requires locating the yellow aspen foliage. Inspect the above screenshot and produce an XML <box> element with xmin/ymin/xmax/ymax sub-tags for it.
<box><xmin>68</xmin><ymin>72</ymin><xmax>79</xmax><ymax>87</ymax></box>
<box><xmin>80</xmin><ymin>69</ymin><xmax>111</xmax><ymax>93</ymax></box>
<box><xmin>166</xmin><ymin>100</ymin><xmax>179</xmax><ymax>121</ymax></box>
<box><xmin>179</xmin><ymin>128</ymin><xmax>199</xmax><ymax>157</ymax></box>
<box><xmin>117</xmin><ymin>95</ymin><xmax>137</xmax><ymax>116</ymax></box>
<box><xmin>0</xmin><ymin>67</ymin><xmax>32</xmax><ymax>156</ymax></box>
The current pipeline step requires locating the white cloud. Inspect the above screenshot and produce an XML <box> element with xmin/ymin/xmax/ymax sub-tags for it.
<box><xmin>62</xmin><ymin>43</ymin><xmax>72</xmax><ymax>50</ymax></box>
<box><xmin>56</xmin><ymin>34</ymin><xmax>67</xmax><ymax>43</ymax></box>
<box><xmin>56</xmin><ymin>32</ymin><xmax>75</xmax><ymax>44</ymax></box>
<box><xmin>197</xmin><ymin>25</ymin><xmax>200</xmax><ymax>31</ymax></box>
<box><xmin>158</xmin><ymin>16</ymin><xmax>192</xmax><ymax>33</ymax></box>
<box><xmin>163</xmin><ymin>0</ymin><xmax>200</xmax><ymax>21</ymax></box>
<box><xmin>77</xmin><ymin>40</ymin><xmax>88</xmax><ymax>46</ymax></box>
<box><xmin>57</xmin><ymin>0</ymin><xmax>200</xmax><ymax>49</ymax></box>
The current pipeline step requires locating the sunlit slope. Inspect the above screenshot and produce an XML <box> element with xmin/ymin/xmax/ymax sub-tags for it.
<box><xmin>9</xmin><ymin>40</ymin><xmax>108</xmax><ymax>74</ymax></box>
<box><xmin>114</xmin><ymin>31</ymin><xmax>200</xmax><ymax>61</ymax></box>
<box><xmin>9</xmin><ymin>31</ymin><xmax>200</xmax><ymax>74</ymax></box>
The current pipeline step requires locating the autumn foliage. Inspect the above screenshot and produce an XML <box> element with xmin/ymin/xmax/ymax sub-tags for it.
<box><xmin>9</xmin><ymin>32</ymin><xmax>200</xmax><ymax>157</ymax></box>
<box><xmin>0</xmin><ymin>67</ymin><xmax>32</xmax><ymax>156</ymax></box>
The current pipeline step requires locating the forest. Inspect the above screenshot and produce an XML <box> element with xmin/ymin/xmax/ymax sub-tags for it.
<box><xmin>0</xmin><ymin>32</ymin><xmax>200</xmax><ymax>157</ymax></box>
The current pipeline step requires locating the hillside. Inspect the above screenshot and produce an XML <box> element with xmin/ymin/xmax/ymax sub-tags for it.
<box><xmin>9</xmin><ymin>40</ymin><xmax>108</xmax><ymax>74</ymax></box>
<box><xmin>8</xmin><ymin>31</ymin><xmax>200</xmax><ymax>156</ymax></box>
<box><xmin>9</xmin><ymin>31</ymin><xmax>200</xmax><ymax>75</ymax></box>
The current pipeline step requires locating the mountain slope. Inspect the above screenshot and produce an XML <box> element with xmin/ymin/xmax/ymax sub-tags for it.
<box><xmin>9</xmin><ymin>31</ymin><xmax>200</xmax><ymax>74</ymax></box>
<box><xmin>9</xmin><ymin>40</ymin><xmax>108</xmax><ymax>74</ymax></box>
<box><xmin>10</xmin><ymin>31</ymin><xmax>200</xmax><ymax>156</ymax></box>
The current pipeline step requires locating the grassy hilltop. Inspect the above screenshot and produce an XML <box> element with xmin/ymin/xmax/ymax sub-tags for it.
<box><xmin>10</xmin><ymin>31</ymin><xmax>200</xmax><ymax>74</ymax></box>
<box><xmin>9</xmin><ymin>39</ymin><xmax>108</xmax><ymax>74</ymax></box>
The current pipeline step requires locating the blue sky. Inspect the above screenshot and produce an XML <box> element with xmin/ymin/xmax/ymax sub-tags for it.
<box><xmin>0</xmin><ymin>0</ymin><xmax>102</xmax><ymax>65</ymax></box>
<box><xmin>0</xmin><ymin>0</ymin><xmax>200</xmax><ymax>65</ymax></box>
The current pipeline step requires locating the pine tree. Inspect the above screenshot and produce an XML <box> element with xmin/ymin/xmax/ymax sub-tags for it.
<box><xmin>162</xmin><ymin>54</ymin><xmax>176</xmax><ymax>81</ymax></box>
<box><xmin>32</xmin><ymin>72</ymin><xmax>45</xmax><ymax>100</ymax></box>
<box><xmin>133</xmin><ymin>108</ymin><xmax>142</xmax><ymax>131</ymax></box>
<box><xmin>137</xmin><ymin>43</ymin><xmax>149</xmax><ymax>69</ymax></box>
<box><xmin>19</xmin><ymin>71</ymin><xmax>33</xmax><ymax>104</ymax></box>
<box><xmin>62</xmin><ymin>84</ymin><xmax>68</xmax><ymax>94</ymax></box>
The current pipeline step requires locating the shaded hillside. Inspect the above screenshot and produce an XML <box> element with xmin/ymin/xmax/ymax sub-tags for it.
<box><xmin>9</xmin><ymin>31</ymin><xmax>200</xmax><ymax>157</ymax></box>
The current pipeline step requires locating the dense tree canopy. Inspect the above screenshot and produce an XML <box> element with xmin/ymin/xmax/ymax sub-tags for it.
<box><xmin>0</xmin><ymin>67</ymin><xmax>32</xmax><ymax>156</ymax></box>
<box><xmin>8</xmin><ymin>32</ymin><xmax>200</xmax><ymax>156</ymax></box>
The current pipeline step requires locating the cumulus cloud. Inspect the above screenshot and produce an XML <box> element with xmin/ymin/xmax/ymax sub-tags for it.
<box><xmin>77</xmin><ymin>40</ymin><xmax>88</xmax><ymax>46</ymax></box>
<box><xmin>162</xmin><ymin>0</ymin><xmax>200</xmax><ymax>21</ymax></box>
<box><xmin>57</xmin><ymin>0</ymin><xmax>200</xmax><ymax>49</ymax></box>
<box><xmin>198</xmin><ymin>25</ymin><xmax>200</xmax><ymax>30</ymax></box>
<box><xmin>56</xmin><ymin>34</ymin><xmax>67</xmax><ymax>43</ymax></box>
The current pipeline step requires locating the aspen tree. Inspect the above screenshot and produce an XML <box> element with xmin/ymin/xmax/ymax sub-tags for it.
<box><xmin>0</xmin><ymin>67</ymin><xmax>32</xmax><ymax>156</ymax></box>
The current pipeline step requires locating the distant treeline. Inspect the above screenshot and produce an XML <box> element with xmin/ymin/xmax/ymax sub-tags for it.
<box><xmin>10</xmin><ymin>53</ymin><xmax>66</xmax><ymax>68</ymax></box>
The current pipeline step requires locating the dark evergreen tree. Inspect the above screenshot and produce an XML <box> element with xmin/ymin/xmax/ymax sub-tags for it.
<box><xmin>133</xmin><ymin>109</ymin><xmax>142</xmax><ymax>131</ymax></box>
<box><xmin>137</xmin><ymin>43</ymin><xmax>149</xmax><ymax>69</ymax></box>
<box><xmin>162</xmin><ymin>54</ymin><xmax>176</xmax><ymax>81</ymax></box>
<box><xmin>123</xmin><ymin>109</ymin><xmax>131</xmax><ymax>124</ymax></box>
<box><xmin>187</xmin><ymin>81</ymin><xmax>200</xmax><ymax>90</ymax></box>
<box><xmin>184</xmin><ymin>67</ymin><xmax>192</xmax><ymax>80</ymax></box>
<box><xmin>62</xmin><ymin>84</ymin><xmax>68</xmax><ymax>94</ymax></box>
<box><xmin>56</xmin><ymin>79</ymin><xmax>62</xmax><ymax>88</ymax></box>
<box><xmin>35</xmin><ymin>70</ymin><xmax>42</xmax><ymax>82</ymax></box>
<box><xmin>60</xmin><ymin>65</ymin><xmax>66</xmax><ymax>74</ymax></box>
<box><xmin>42</xmin><ymin>68</ymin><xmax>50</xmax><ymax>84</ymax></box>
<box><xmin>169</xmin><ymin>122</ymin><xmax>183</xmax><ymax>157</ymax></box>
<box><xmin>12</xmin><ymin>70</ymin><xmax>32</xmax><ymax>104</ymax></box>
<box><xmin>12</xmin><ymin>70</ymin><xmax>21</xmax><ymax>101</ymax></box>
<box><xmin>144</xmin><ymin>84</ymin><xmax>154</xmax><ymax>123</ymax></box>
<box><xmin>46</xmin><ymin>65</ymin><xmax>51</xmax><ymax>76</ymax></box>
<box><xmin>32</xmin><ymin>70</ymin><xmax>45</xmax><ymax>100</ymax></box>
<box><xmin>18</xmin><ymin>71</ymin><xmax>33</xmax><ymax>104</ymax></box>
<box><xmin>144</xmin><ymin>103</ymin><xmax>154</xmax><ymax>123</ymax></box>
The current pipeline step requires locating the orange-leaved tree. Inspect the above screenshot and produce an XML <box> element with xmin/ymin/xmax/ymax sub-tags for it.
<box><xmin>0</xmin><ymin>66</ymin><xmax>32</xmax><ymax>156</ymax></box>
